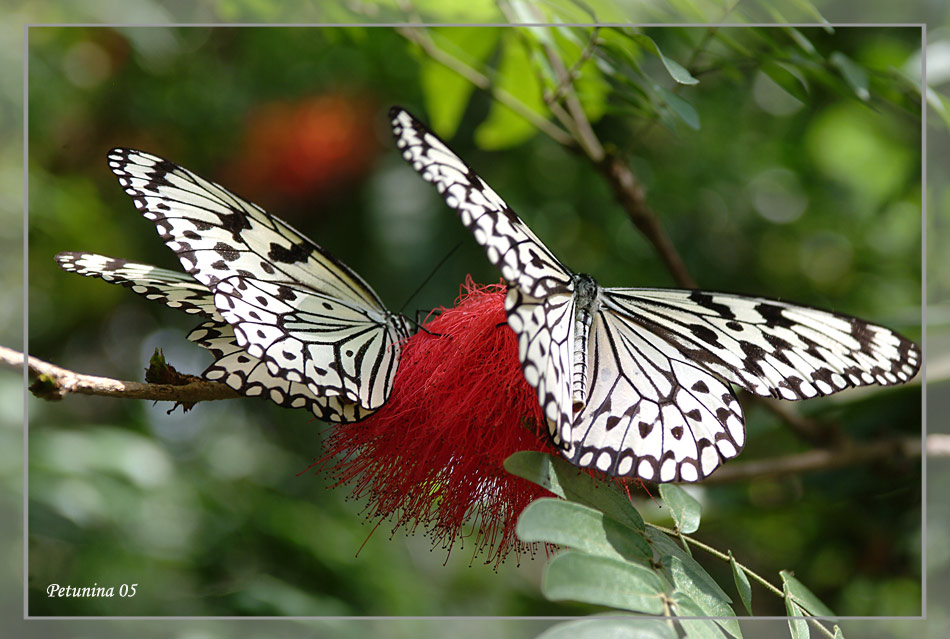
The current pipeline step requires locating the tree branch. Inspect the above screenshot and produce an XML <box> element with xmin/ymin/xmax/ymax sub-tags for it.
<box><xmin>699</xmin><ymin>434</ymin><xmax>943</xmax><ymax>484</ymax></box>
<box><xmin>0</xmin><ymin>345</ymin><xmax>238</xmax><ymax>404</ymax></box>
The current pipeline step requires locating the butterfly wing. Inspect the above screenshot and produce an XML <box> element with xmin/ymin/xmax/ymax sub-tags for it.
<box><xmin>188</xmin><ymin>321</ymin><xmax>367</xmax><ymax>423</ymax></box>
<box><xmin>54</xmin><ymin>252</ymin><xmax>366</xmax><ymax>422</ymax></box>
<box><xmin>504</xmin><ymin>288</ymin><xmax>575</xmax><ymax>448</ymax></box>
<box><xmin>107</xmin><ymin>148</ymin><xmax>409</xmax><ymax>409</ymax></box>
<box><xmin>213</xmin><ymin>275</ymin><xmax>407</xmax><ymax>409</ymax></box>
<box><xmin>568</xmin><ymin>305</ymin><xmax>745</xmax><ymax>482</ymax></box>
<box><xmin>390</xmin><ymin>107</ymin><xmax>573</xmax><ymax>299</ymax></box>
<box><xmin>391</xmin><ymin>106</ymin><xmax>578</xmax><ymax>444</ymax></box>
<box><xmin>602</xmin><ymin>288</ymin><xmax>921</xmax><ymax>400</ymax></box>
<box><xmin>55</xmin><ymin>252</ymin><xmax>219</xmax><ymax>318</ymax></box>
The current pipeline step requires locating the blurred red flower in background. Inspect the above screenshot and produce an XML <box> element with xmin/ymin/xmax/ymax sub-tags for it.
<box><xmin>222</xmin><ymin>94</ymin><xmax>379</xmax><ymax>207</ymax></box>
<box><xmin>315</xmin><ymin>278</ymin><xmax>560</xmax><ymax>567</ymax></box>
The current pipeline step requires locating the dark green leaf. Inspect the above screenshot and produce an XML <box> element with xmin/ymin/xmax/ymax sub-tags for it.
<box><xmin>762</xmin><ymin>61</ymin><xmax>809</xmax><ymax>103</ymax></box>
<box><xmin>780</xmin><ymin>570</ymin><xmax>835</xmax><ymax>617</ymax></box>
<box><xmin>542</xmin><ymin>550</ymin><xmax>666</xmax><ymax>614</ymax></box>
<box><xmin>784</xmin><ymin>597</ymin><xmax>810</xmax><ymax>639</ymax></box>
<box><xmin>658</xmin><ymin>484</ymin><xmax>701</xmax><ymax>534</ymax></box>
<box><xmin>516</xmin><ymin>498</ymin><xmax>652</xmax><ymax>562</ymax></box>
<box><xmin>728</xmin><ymin>550</ymin><xmax>753</xmax><ymax>615</ymax></box>
<box><xmin>646</xmin><ymin>528</ymin><xmax>732</xmax><ymax>604</ymax></box>
<box><xmin>537</xmin><ymin>616</ymin><xmax>677</xmax><ymax>639</ymax></box>
<box><xmin>668</xmin><ymin>556</ymin><xmax>740</xmax><ymax>638</ymax></box>
<box><xmin>630</xmin><ymin>34</ymin><xmax>698</xmax><ymax>85</ymax></box>
<box><xmin>830</xmin><ymin>52</ymin><xmax>869</xmax><ymax>101</ymax></box>
<box><xmin>655</xmin><ymin>87</ymin><xmax>700</xmax><ymax>130</ymax></box>
<box><xmin>505</xmin><ymin>451</ymin><xmax>645</xmax><ymax>532</ymax></box>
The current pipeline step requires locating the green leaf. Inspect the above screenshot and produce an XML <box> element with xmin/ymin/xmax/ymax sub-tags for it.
<box><xmin>761</xmin><ymin>61</ymin><xmax>809</xmax><ymax>104</ymax></box>
<box><xmin>646</xmin><ymin>528</ymin><xmax>731</xmax><ymax>604</ymax></box>
<box><xmin>630</xmin><ymin>34</ymin><xmax>698</xmax><ymax>85</ymax></box>
<box><xmin>780</xmin><ymin>570</ymin><xmax>835</xmax><ymax>617</ymax></box>
<box><xmin>420</xmin><ymin>28</ymin><xmax>501</xmax><ymax>137</ymax></box>
<box><xmin>505</xmin><ymin>451</ymin><xmax>645</xmax><ymax>532</ymax></box>
<box><xmin>516</xmin><ymin>498</ymin><xmax>652</xmax><ymax>562</ymax></box>
<box><xmin>542</xmin><ymin>550</ymin><xmax>666</xmax><ymax>614</ymax></box>
<box><xmin>784</xmin><ymin>27</ymin><xmax>817</xmax><ymax>55</ymax></box>
<box><xmin>728</xmin><ymin>550</ymin><xmax>753</xmax><ymax>615</ymax></box>
<box><xmin>833</xmin><ymin>625</ymin><xmax>845</xmax><ymax>638</ymax></box>
<box><xmin>655</xmin><ymin>87</ymin><xmax>700</xmax><ymax>130</ymax></box>
<box><xmin>830</xmin><ymin>52</ymin><xmax>870</xmax><ymax>101</ymax></box>
<box><xmin>658</xmin><ymin>484</ymin><xmax>701</xmax><ymax>534</ymax></box>
<box><xmin>788</xmin><ymin>0</ymin><xmax>832</xmax><ymax>30</ymax></box>
<box><xmin>536</xmin><ymin>616</ymin><xmax>677</xmax><ymax>639</ymax></box>
<box><xmin>474</xmin><ymin>31</ymin><xmax>547</xmax><ymax>149</ymax></box>
<box><xmin>668</xmin><ymin>556</ymin><xmax>740</xmax><ymax>638</ymax></box>
<box><xmin>678</xmin><ymin>616</ymin><xmax>734</xmax><ymax>639</ymax></box>
<box><xmin>926</xmin><ymin>87</ymin><xmax>950</xmax><ymax>131</ymax></box>
<box><xmin>784</xmin><ymin>597</ymin><xmax>810</xmax><ymax>639</ymax></box>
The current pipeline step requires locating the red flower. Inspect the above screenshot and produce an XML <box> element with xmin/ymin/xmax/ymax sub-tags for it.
<box><xmin>315</xmin><ymin>278</ymin><xmax>559</xmax><ymax>567</ymax></box>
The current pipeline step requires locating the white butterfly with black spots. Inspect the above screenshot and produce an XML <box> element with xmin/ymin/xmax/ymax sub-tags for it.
<box><xmin>103</xmin><ymin>148</ymin><xmax>410</xmax><ymax>414</ymax></box>
<box><xmin>55</xmin><ymin>252</ymin><xmax>369</xmax><ymax>423</ymax></box>
<box><xmin>390</xmin><ymin>106</ymin><xmax>921</xmax><ymax>483</ymax></box>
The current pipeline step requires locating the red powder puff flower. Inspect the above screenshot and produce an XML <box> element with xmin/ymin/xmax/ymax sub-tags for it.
<box><xmin>314</xmin><ymin>277</ymin><xmax>560</xmax><ymax>567</ymax></box>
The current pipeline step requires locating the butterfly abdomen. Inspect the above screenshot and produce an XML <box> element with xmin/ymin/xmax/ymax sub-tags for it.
<box><xmin>571</xmin><ymin>274</ymin><xmax>601</xmax><ymax>411</ymax></box>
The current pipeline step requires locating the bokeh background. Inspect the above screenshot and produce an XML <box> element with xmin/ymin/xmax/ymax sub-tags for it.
<box><xmin>21</xmin><ymin>23</ymin><xmax>924</xmax><ymax>621</ymax></box>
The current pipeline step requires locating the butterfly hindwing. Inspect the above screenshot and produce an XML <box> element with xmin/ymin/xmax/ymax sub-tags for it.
<box><xmin>55</xmin><ymin>252</ymin><xmax>220</xmax><ymax>319</ymax></box>
<box><xmin>54</xmin><ymin>253</ymin><xmax>367</xmax><ymax>422</ymax></box>
<box><xmin>569</xmin><ymin>306</ymin><xmax>745</xmax><ymax>482</ymax></box>
<box><xmin>188</xmin><ymin>321</ymin><xmax>367</xmax><ymax>423</ymax></box>
<box><xmin>214</xmin><ymin>275</ymin><xmax>407</xmax><ymax>409</ymax></box>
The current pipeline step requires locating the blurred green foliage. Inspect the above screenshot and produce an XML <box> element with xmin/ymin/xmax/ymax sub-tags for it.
<box><xmin>26</xmin><ymin>23</ymin><xmax>922</xmax><ymax>619</ymax></box>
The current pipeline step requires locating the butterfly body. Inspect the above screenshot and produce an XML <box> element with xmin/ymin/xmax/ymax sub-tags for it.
<box><xmin>392</xmin><ymin>106</ymin><xmax>920</xmax><ymax>482</ymax></box>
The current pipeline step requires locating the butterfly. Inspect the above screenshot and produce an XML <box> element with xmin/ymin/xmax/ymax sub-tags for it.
<box><xmin>55</xmin><ymin>252</ymin><xmax>370</xmax><ymax>422</ymax></box>
<box><xmin>390</xmin><ymin>107</ymin><xmax>921</xmax><ymax>483</ymax></box>
<box><xmin>59</xmin><ymin>148</ymin><xmax>411</xmax><ymax>420</ymax></box>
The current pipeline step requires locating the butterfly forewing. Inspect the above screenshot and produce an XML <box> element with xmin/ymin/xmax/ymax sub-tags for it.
<box><xmin>106</xmin><ymin>148</ymin><xmax>410</xmax><ymax>411</ymax></box>
<box><xmin>603</xmin><ymin>289</ymin><xmax>921</xmax><ymax>401</ymax></box>
<box><xmin>390</xmin><ymin>108</ymin><xmax>573</xmax><ymax>299</ymax></box>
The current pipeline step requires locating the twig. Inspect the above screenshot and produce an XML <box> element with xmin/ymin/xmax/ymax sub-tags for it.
<box><xmin>1</xmin><ymin>345</ymin><xmax>239</xmax><ymax>403</ymax></box>
<box><xmin>699</xmin><ymin>435</ymin><xmax>940</xmax><ymax>484</ymax></box>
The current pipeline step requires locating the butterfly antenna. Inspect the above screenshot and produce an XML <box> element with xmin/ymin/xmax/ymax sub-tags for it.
<box><xmin>398</xmin><ymin>240</ymin><xmax>463</xmax><ymax>313</ymax></box>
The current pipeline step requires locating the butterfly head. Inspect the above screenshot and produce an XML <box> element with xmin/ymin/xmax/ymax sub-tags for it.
<box><xmin>572</xmin><ymin>273</ymin><xmax>601</xmax><ymax>311</ymax></box>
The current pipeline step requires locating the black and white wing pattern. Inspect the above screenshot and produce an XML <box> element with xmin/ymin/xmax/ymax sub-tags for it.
<box><xmin>55</xmin><ymin>252</ymin><xmax>218</xmax><ymax>317</ymax></box>
<box><xmin>54</xmin><ymin>252</ymin><xmax>370</xmax><ymax>423</ymax></box>
<box><xmin>106</xmin><ymin>148</ymin><xmax>410</xmax><ymax>411</ymax></box>
<box><xmin>391</xmin><ymin>106</ymin><xmax>922</xmax><ymax>483</ymax></box>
